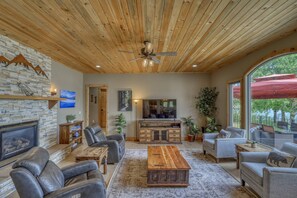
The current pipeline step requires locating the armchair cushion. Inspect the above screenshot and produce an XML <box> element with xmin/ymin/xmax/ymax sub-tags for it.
<box><xmin>94</xmin><ymin>132</ymin><xmax>107</xmax><ymax>142</ymax></box>
<box><xmin>240</xmin><ymin>152</ymin><xmax>269</xmax><ymax>164</ymax></box>
<box><xmin>241</xmin><ymin>162</ymin><xmax>266</xmax><ymax>186</ymax></box>
<box><xmin>217</xmin><ymin>129</ymin><xmax>231</xmax><ymax>139</ymax></box>
<box><xmin>203</xmin><ymin>139</ymin><xmax>215</xmax><ymax>149</ymax></box>
<box><xmin>281</xmin><ymin>142</ymin><xmax>297</xmax><ymax>168</ymax></box>
<box><xmin>226</xmin><ymin>126</ymin><xmax>245</xmax><ymax>138</ymax></box>
<box><xmin>266</xmin><ymin>149</ymin><xmax>296</xmax><ymax>168</ymax></box>
<box><xmin>12</xmin><ymin>147</ymin><xmax>49</xmax><ymax>177</ymax></box>
<box><xmin>38</xmin><ymin>161</ymin><xmax>65</xmax><ymax>195</ymax></box>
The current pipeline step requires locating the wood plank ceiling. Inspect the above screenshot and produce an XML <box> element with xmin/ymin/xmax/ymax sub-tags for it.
<box><xmin>0</xmin><ymin>0</ymin><xmax>297</xmax><ymax>74</ymax></box>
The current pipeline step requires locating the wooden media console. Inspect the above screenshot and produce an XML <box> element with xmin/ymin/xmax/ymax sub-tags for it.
<box><xmin>138</xmin><ymin>120</ymin><xmax>181</xmax><ymax>143</ymax></box>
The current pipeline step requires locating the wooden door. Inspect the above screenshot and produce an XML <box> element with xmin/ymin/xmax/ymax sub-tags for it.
<box><xmin>99</xmin><ymin>88</ymin><xmax>107</xmax><ymax>128</ymax></box>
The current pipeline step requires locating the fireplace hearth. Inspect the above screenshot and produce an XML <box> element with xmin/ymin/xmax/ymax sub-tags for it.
<box><xmin>0</xmin><ymin>121</ymin><xmax>38</xmax><ymax>162</ymax></box>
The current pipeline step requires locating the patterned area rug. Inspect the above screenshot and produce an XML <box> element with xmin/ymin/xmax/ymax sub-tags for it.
<box><xmin>108</xmin><ymin>149</ymin><xmax>253</xmax><ymax>198</ymax></box>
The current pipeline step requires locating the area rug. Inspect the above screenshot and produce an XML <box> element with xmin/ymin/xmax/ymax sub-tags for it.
<box><xmin>107</xmin><ymin>149</ymin><xmax>253</xmax><ymax>198</ymax></box>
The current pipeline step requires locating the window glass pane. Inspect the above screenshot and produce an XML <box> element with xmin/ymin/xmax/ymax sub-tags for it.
<box><xmin>229</xmin><ymin>82</ymin><xmax>241</xmax><ymax>128</ymax></box>
<box><xmin>248</xmin><ymin>54</ymin><xmax>297</xmax><ymax>149</ymax></box>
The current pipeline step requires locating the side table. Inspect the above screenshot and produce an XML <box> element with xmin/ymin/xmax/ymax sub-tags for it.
<box><xmin>235</xmin><ymin>143</ymin><xmax>271</xmax><ymax>169</ymax></box>
<box><xmin>76</xmin><ymin>146</ymin><xmax>108</xmax><ymax>174</ymax></box>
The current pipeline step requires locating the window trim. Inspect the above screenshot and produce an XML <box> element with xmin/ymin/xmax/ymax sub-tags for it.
<box><xmin>227</xmin><ymin>78</ymin><xmax>243</xmax><ymax>128</ymax></box>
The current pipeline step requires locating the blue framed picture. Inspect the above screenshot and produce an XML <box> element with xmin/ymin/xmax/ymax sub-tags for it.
<box><xmin>60</xmin><ymin>90</ymin><xmax>76</xmax><ymax>108</ymax></box>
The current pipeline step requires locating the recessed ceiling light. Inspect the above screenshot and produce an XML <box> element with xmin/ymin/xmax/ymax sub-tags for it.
<box><xmin>192</xmin><ymin>64</ymin><xmax>198</xmax><ymax>68</ymax></box>
<box><xmin>96</xmin><ymin>65</ymin><xmax>101</xmax><ymax>68</ymax></box>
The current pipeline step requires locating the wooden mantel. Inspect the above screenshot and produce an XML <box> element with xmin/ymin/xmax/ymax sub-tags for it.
<box><xmin>0</xmin><ymin>94</ymin><xmax>65</xmax><ymax>109</ymax></box>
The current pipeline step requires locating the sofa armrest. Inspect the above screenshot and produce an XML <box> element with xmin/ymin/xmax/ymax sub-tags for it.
<box><xmin>106</xmin><ymin>134</ymin><xmax>124</xmax><ymax>141</ymax></box>
<box><xmin>92</xmin><ymin>140</ymin><xmax>119</xmax><ymax>150</ymax></box>
<box><xmin>263</xmin><ymin>167</ymin><xmax>297</xmax><ymax>198</ymax></box>
<box><xmin>239</xmin><ymin>152</ymin><xmax>269</xmax><ymax>163</ymax></box>
<box><xmin>203</xmin><ymin>132</ymin><xmax>219</xmax><ymax>140</ymax></box>
<box><xmin>61</xmin><ymin>160</ymin><xmax>98</xmax><ymax>180</ymax></box>
<box><xmin>45</xmin><ymin>178</ymin><xmax>106</xmax><ymax>198</ymax></box>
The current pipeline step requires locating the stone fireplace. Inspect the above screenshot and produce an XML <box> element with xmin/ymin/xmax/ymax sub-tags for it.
<box><xmin>0</xmin><ymin>35</ymin><xmax>57</xmax><ymax>150</ymax></box>
<box><xmin>0</xmin><ymin>121</ymin><xmax>38</xmax><ymax>162</ymax></box>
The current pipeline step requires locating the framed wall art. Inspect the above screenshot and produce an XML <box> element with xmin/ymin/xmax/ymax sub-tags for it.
<box><xmin>118</xmin><ymin>90</ymin><xmax>132</xmax><ymax>111</ymax></box>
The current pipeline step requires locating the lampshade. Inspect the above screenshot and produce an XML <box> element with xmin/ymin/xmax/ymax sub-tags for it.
<box><xmin>143</xmin><ymin>59</ymin><xmax>148</xmax><ymax>67</ymax></box>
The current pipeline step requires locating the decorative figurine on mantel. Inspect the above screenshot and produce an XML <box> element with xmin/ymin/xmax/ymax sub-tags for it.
<box><xmin>17</xmin><ymin>81</ymin><xmax>34</xmax><ymax>96</ymax></box>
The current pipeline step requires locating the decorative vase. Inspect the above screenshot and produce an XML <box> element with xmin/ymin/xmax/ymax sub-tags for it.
<box><xmin>251</xmin><ymin>142</ymin><xmax>257</xmax><ymax>148</ymax></box>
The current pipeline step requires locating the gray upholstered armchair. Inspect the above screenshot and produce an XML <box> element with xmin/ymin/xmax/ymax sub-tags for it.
<box><xmin>10</xmin><ymin>147</ymin><xmax>106</xmax><ymax>198</ymax></box>
<box><xmin>203</xmin><ymin>126</ymin><xmax>246</xmax><ymax>162</ymax></box>
<box><xmin>240</xmin><ymin>142</ymin><xmax>297</xmax><ymax>198</ymax></box>
<box><xmin>84</xmin><ymin>123</ymin><xmax>125</xmax><ymax>164</ymax></box>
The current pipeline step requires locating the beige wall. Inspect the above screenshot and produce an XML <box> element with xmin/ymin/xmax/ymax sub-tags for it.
<box><xmin>211</xmin><ymin>32</ymin><xmax>297</xmax><ymax>129</ymax></box>
<box><xmin>51</xmin><ymin>60</ymin><xmax>84</xmax><ymax>125</ymax></box>
<box><xmin>84</xmin><ymin>73</ymin><xmax>210</xmax><ymax>138</ymax></box>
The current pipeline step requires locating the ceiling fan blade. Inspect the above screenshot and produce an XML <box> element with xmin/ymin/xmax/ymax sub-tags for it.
<box><xmin>118</xmin><ymin>50</ymin><xmax>135</xmax><ymax>54</ymax></box>
<box><xmin>151</xmin><ymin>57</ymin><xmax>160</xmax><ymax>64</ymax></box>
<box><xmin>154</xmin><ymin>52</ymin><xmax>177</xmax><ymax>56</ymax></box>
<box><xmin>129</xmin><ymin>57</ymin><xmax>142</xmax><ymax>62</ymax></box>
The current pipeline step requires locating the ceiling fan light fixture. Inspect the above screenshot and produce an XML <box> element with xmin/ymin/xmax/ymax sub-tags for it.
<box><xmin>144</xmin><ymin>41</ymin><xmax>153</xmax><ymax>53</ymax></box>
<box><xmin>143</xmin><ymin>59</ymin><xmax>148</xmax><ymax>67</ymax></box>
<box><xmin>149</xmin><ymin>60</ymin><xmax>154</xmax><ymax>67</ymax></box>
<box><xmin>192</xmin><ymin>64</ymin><xmax>198</xmax><ymax>68</ymax></box>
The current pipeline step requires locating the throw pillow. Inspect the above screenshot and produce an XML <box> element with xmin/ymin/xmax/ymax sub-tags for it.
<box><xmin>217</xmin><ymin>129</ymin><xmax>231</xmax><ymax>139</ymax></box>
<box><xmin>266</xmin><ymin>149</ymin><xmax>296</xmax><ymax>168</ymax></box>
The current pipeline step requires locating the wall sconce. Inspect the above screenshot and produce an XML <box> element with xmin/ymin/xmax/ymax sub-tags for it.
<box><xmin>134</xmin><ymin>99</ymin><xmax>139</xmax><ymax>104</ymax></box>
<box><xmin>51</xmin><ymin>88</ymin><xmax>57</xmax><ymax>96</ymax></box>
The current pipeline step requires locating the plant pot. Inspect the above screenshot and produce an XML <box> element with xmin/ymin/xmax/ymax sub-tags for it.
<box><xmin>194</xmin><ymin>134</ymin><xmax>199</xmax><ymax>140</ymax></box>
<box><xmin>187</xmin><ymin>134</ymin><xmax>195</xmax><ymax>142</ymax></box>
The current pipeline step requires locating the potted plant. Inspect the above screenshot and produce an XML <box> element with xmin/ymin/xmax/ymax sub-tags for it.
<box><xmin>115</xmin><ymin>113</ymin><xmax>127</xmax><ymax>138</ymax></box>
<box><xmin>181</xmin><ymin>116</ymin><xmax>197</xmax><ymax>142</ymax></box>
<box><xmin>191</xmin><ymin>124</ymin><xmax>200</xmax><ymax>141</ymax></box>
<box><xmin>195</xmin><ymin>87</ymin><xmax>219</xmax><ymax>133</ymax></box>
<box><xmin>205</xmin><ymin>117</ymin><xmax>219</xmax><ymax>133</ymax></box>
<box><xmin>66</xmin><ymin>114</ymin><xmax>76</xmax><ymax>123</ymax></box>
<box><xmin>251</xmin><ymin>141</ymin><xmax>257</xmax><ymax>148</ymax></box>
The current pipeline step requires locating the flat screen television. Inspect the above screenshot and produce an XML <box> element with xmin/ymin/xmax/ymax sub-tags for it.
<box><xmin>143</xmin><ymin>99</ymin><xmax>176</xmax><ymax>119</ymax></box>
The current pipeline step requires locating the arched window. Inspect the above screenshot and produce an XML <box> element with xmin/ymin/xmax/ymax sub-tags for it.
<box><xmin>247</xmin><ymin>53</ymin><xmax>297</xmax><ymax>148</ymax></box>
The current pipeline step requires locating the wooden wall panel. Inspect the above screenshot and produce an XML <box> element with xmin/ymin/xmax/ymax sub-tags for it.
<box><xmin>0</xmin><ymin>0</ymin><xmax>296</xmax><ymax>73</ymax></box>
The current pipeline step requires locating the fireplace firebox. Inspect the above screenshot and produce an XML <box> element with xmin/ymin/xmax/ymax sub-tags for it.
<box><xmin>0</xmin><ymin>121</ymin><xmax>38</xmax><ymax>162</ymax></box>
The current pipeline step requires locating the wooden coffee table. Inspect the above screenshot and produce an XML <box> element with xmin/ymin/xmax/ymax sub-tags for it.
<box><xmin>76</xmin><ymin>147</ymin><xmax>108</xmax><ymax>174</ymax></box>
<box><xmin>235</xmin><ymin>143</ymin><xmax>271</xmax><ymax>169</ymax></box>
<box><xmin>147</xmin><ymin>145</ymin><xmax>191</xmax><ymax>187</ymax></box>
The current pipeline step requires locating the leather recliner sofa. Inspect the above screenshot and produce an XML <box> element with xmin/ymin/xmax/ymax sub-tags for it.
<box><xmin>10</xmin><ymin>147</ymin><xmax>106</xmax><ymax>198</ymax></box>
<box><xmin>84</xmin><ymin>123</ymin><xmax>125</xmax><ymax>163</ymax></box>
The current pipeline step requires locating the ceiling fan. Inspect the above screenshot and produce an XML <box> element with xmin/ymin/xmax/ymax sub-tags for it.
<box><xmin>119</xmin><ymin>41</ymin><xmax>177</xmax><ymax>67</ymax></box>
